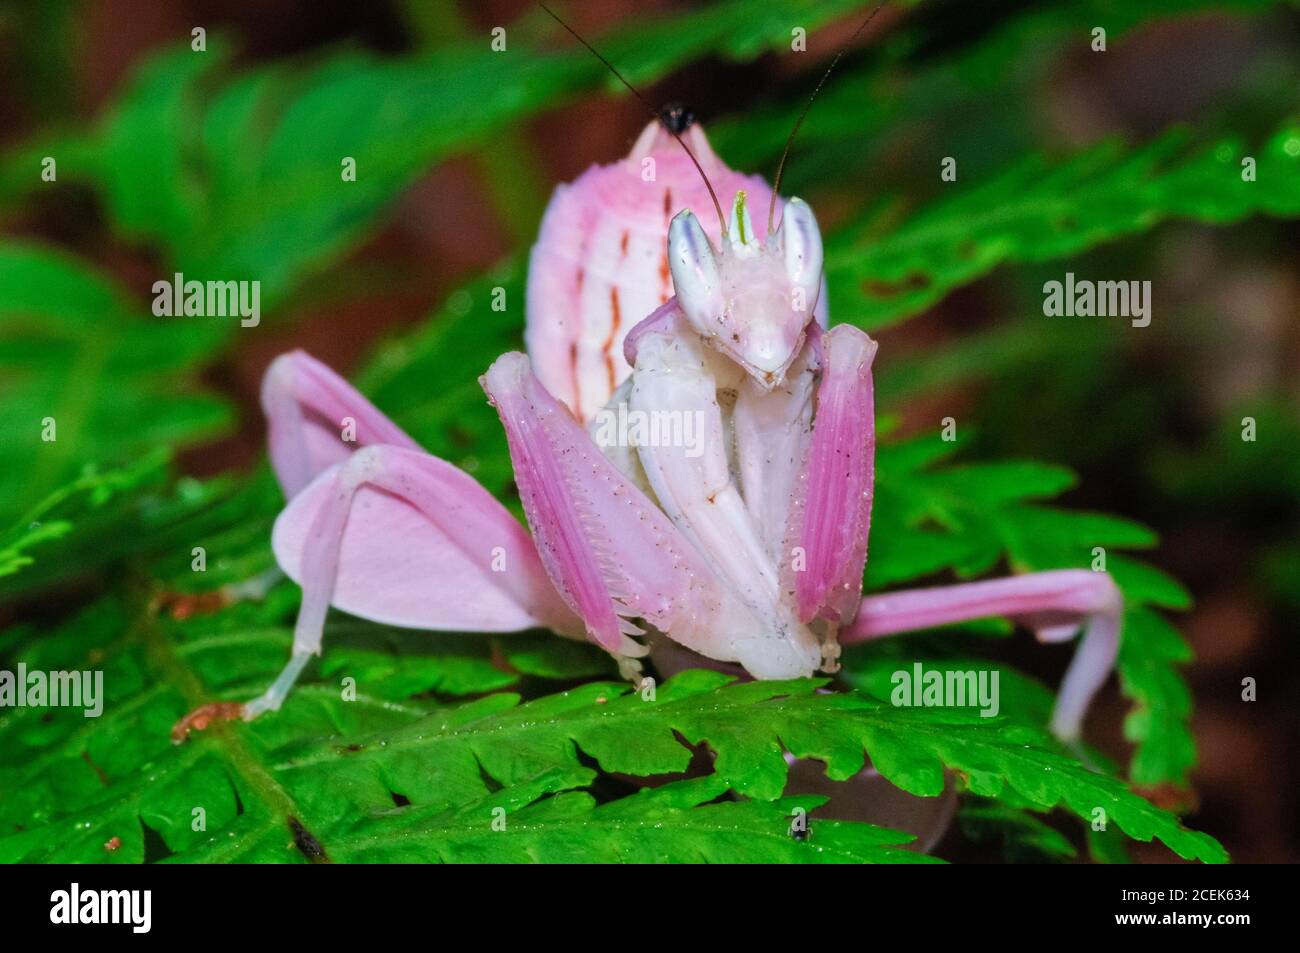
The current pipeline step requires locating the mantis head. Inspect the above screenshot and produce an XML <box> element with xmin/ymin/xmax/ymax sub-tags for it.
<box><xmin>668</xmin><ymin>191</ymin><xmax>823</xmax><ymax>389</ymax></box>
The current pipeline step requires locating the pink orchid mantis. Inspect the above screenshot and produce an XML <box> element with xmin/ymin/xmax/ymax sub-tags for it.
<box><xmin>245</xmin><ymin>120</ymin><xmax>1121</xmax><ymax>742</ymax></box>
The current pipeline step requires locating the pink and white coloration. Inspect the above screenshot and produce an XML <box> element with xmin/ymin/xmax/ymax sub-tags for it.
<box><xmin>526</xmin><ymin>121</ymin><xmax>826</xmax><ymax>423</ymax></box>
<box><xmin>245</xmin><ymin>119</ymin><xmax>1121</xmax><ymax>744</ymax></box>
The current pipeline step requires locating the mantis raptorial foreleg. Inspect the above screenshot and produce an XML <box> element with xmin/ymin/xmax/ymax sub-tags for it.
<box><xmin>731</xmin><ymin>331</ymin><xmax>818</xmax><ymax>565</ymax></box>
<box><xmin>627</xmin><ymin>317</ymin><xmax>822</xmax><ymax>678</ymax></box>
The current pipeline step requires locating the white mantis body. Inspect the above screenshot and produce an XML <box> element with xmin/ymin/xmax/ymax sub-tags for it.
<box><xmin>244</xmin><ymin>110</ymin><xmax>1121</xmax><ymax>742</ymax></box>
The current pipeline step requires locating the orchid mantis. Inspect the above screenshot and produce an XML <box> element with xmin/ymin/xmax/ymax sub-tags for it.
<box><xmin>243</xmin><ymin>114</ymin><xmax>1121</xmax><ymax>742</ymax></box>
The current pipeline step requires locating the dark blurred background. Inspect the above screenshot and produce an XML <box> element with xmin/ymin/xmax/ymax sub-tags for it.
<box><xmin>1</xmin><ymin>0</ymin><xmax>1296</xmax><ymax>861</ymax></box>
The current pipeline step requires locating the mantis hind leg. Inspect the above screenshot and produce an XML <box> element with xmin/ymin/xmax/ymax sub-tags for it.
<box><xmin>244</xmin><ymin>457</ymin><xmax>361</xmax><ymax>720</ymax></box>
<box><xmin>243</xmin><ymin>442</ymin><xmax>581</xmax><ymax>720</ymax></box>
<box><xmin>843</xmin><ymin>569</ymin><xmax>1123</xmax><ymax>740</ymax></box>
<box><xmin>220</xmin><ymin>350</ymin><xmax>418</xmax><ymax>618</ymax></box>
<box><xmin>261</xmin><ymin>349</ymin><xmax>420</xmax><ymax>498</ymax></box>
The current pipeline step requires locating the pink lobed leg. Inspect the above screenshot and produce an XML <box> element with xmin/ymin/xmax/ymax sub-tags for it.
<box><xmin>261</xmin><ymin>349</ymin><xmax>421</xmax><ymax>498</ymax></box>
<box><xmin>843</xmin><ymin>569</ymin><xmax>1123</xmax><ymax>740</ymax></box>
<box><xmin>481</xmin><ymin>351</ymin><xmax>776</xmax><ymax>671</ymax></box>
<box><xmin>246</xmin><ymin>443</ymin><xmax>580</xmax><ymax>718</ymax></box>
<box><xmin>784</xmin><ymin>324</ymin><xmax>879</xmax><ymax>627</ymax></box>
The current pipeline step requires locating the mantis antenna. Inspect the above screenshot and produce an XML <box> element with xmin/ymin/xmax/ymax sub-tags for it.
<box><xmin>768</xmin><ymin>2</ymin><xmax>892</xmax><ymax>234</ymax></box>
<box><xmin>539</xmin><ymin>1</ymin><xmax>727</xmax><ymax>235</ymax></box>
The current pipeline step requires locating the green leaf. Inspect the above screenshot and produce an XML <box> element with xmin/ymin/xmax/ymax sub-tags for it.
<box><xmin>82</xmin><ymin>41</ymin><xmax>574</xmax><ymax>309</ymax></box>
<box><xmin>267</xmin><ymin>671</ymin><xmax>1222</xmax><ymax>862</ymax></box>
<box><xmin>1118</xmin><ymin>608</ymin><xmax>1196</xmax><ymax>786</ymax></box>
<box><xmin>714</xmin><ymin>0</ymin><xmax>1291</xmax><ymax>177</ymax></box>
<box><xmin>1107</xmin><ymin>555</ymin><xmax>1193</xmax><ymax>611</ymax></box>
<box><xmin>0</xmin><ymin>587</ymin><xmax>1224</xmax><ymax>864</ymax></box>
<box><xmin>495</xmin><ymin>632</ymin><xmax>615</xmax><ymax>681</ymax></box>
<box><xmin>839</xmin><ymin>651</ymin><xmax>1054</xmax><ymax>727</ymax></box>
<box><xmin>959</xmin><ymin>798</ymin><xmax>1078</xmax><ymax>863</ymax></box>
<box><xmin>29</xmin><ymin>2</ymin><xmax>908</xmax><ymax>313</ymax></box>
<box><xmin>317</xmin><ymin>776</ymin><xmax>935</xmax><ymax>865</ymax></box>
<box><xmin>0</xmin><ymin>590</ymin><xmax>558</xmax><ymax>864</ymax></box>
<box><xmin>828</xmin><ymin>121</ymin><xmax>1300</xmax><ymax>330</ymax></box>
<box><xmin>0</xmin><ymin>452</ymin><xmax>167</xmax><ymax>581</ymax></box>
<box><xmin>0</xmin><ymin>242</ymin><xmax>234</xmax><ymax>525</ymax></box>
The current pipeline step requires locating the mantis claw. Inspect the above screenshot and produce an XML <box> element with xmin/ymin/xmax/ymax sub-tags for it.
<box><xmin>242</xmin><ymin>650</ymin><xmax>314</xmax><ymax>721</ymax></box>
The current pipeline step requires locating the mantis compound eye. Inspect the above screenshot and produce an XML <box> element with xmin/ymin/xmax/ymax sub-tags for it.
<box><xmin>668</xmin><ymin>209</ymin><xmax>726</xmax><ymax>334</ymax></box>
<box><xmin>775</xmin><ymin>197</ymin><xmax>823</xmax><ymax>318</ymax></box>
